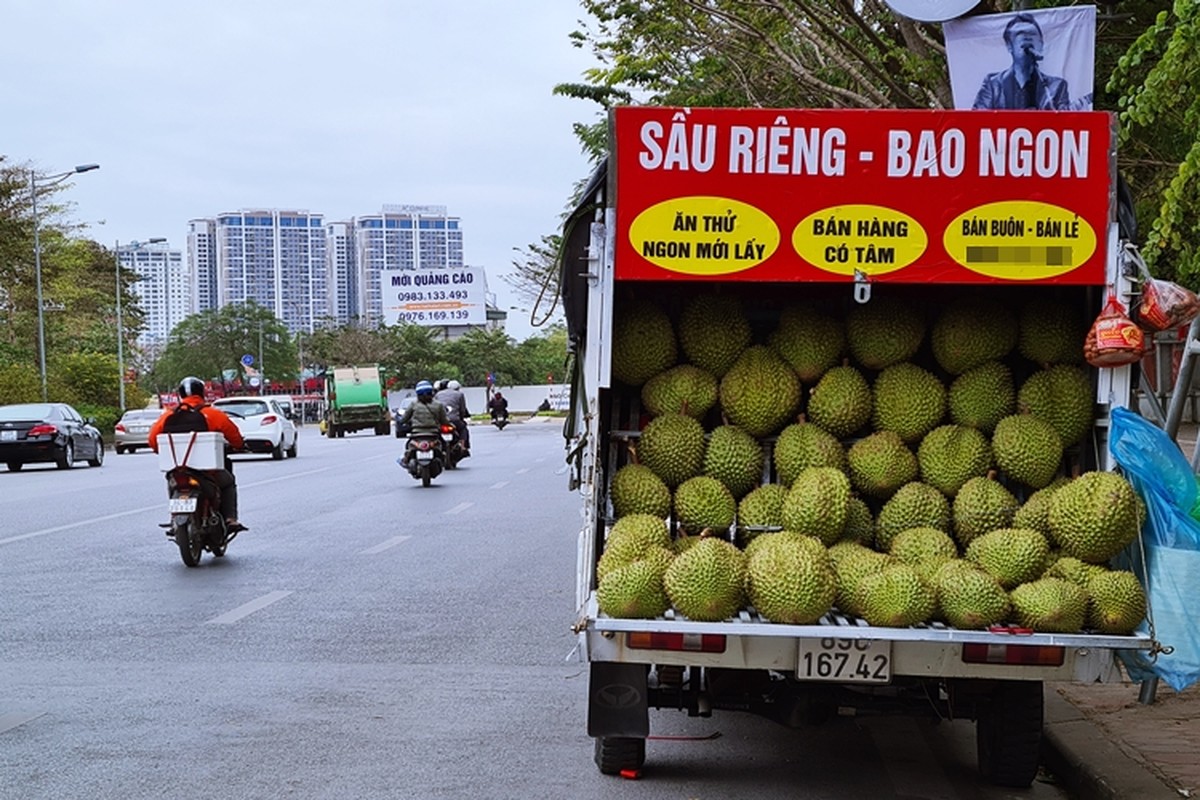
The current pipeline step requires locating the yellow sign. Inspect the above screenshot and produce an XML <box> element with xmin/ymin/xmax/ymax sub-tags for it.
<box><xmin>944</xmin><ymin>201</ymin><xmax>1096</xmax><ymax>280</ymax></box>
<box><xmin>627</xmin><ymin>196</ymin><xmax>780</xmax><ymax>276</ymax></box>
<box><xmin>793</xmin><ymin>205</ymin><xmax>927</xmax><ymax>276</ymax></box>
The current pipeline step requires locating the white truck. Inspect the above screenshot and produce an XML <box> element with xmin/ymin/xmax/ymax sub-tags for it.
<box><xmin>559</xmin><ymin>105</ymin><xmax>1155</xmax><ymax>788</ymax></box>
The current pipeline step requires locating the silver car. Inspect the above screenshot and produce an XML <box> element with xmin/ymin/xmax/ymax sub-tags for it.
<box><xmin>114</xmin><ymin>408</ymin><xmax>162</xmax><ymax>454</ymax></box>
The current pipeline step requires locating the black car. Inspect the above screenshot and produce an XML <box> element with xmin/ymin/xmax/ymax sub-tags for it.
<box><xmin>0</xmin><ymin>402</ymin><xmax>105</xmax><ymax>471</ymax></box>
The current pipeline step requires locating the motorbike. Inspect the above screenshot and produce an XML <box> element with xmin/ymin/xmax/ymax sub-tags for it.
<box><xmin>442</xmin><ymin>422</ymin><xmax>469</xmax><ymax>469</ymax></box>
<box><xmin>401</xmin><ymin>427</ymin><xmax>450</xmax><ymax>487</ymax></box>
<box><xmin>491</xmin><ymin>410</ymin><xmax>509</xmax><ymax>431</ymax></box>
<box><xmin>161</xmin><ymin>465</ymin><xmax>237</xmax><ymax>566</ymax></box>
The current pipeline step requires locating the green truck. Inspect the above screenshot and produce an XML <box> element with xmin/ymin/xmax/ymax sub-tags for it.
<box><xmin>323</xmin><ymin>365</ymin><xmax>389</xmax><ymax>438</ymax></box>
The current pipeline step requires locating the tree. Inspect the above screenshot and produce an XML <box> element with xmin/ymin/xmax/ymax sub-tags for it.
<box><xmin>1108</xmin><ymin>1</ymin><xmax>1200</xmax><ymax>288</ymax></box>
<box><xmin>0</xmin><ymin>159</ymin><xmax>146</xmax><ymax>407</ymax></box>
<box><xmin>562</xmin><ymin>1</ymin><xmax>954</xmax><ymax>116</ymax></box>
<box><xmin>442</xmin><ymin>328</ymin><xmax>521</xmax><ymax>386</ymax></box>
<box><xmin>304</xmin><ymin>324</ymin><xmax>394</xmax><ymax>368</ymax></box>
<box><xmin>503</xmin><ymin>235</ymin><xmax>566</xmax><ymax>329</ymax></box>
<box><xmin>0</xmin><ymin>363</ymin><xmax>40</xmax><ymax>405</ymax></box>
<box><xmin>150</xmin><ymin>301</ymin><xmax>295</xmax><ymax>393</ymax></box>
<box><xmin>379</xmin><ymin>323</ymin><xmax>448</xmax><ymax>387</ymax></box>
<box><xmin>515</xmin><ymin>324</ymin><xmax>569</xmax><ymax>385</ymax></box>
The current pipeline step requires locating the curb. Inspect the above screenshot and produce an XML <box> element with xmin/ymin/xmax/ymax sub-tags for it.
<box><xmin>1041</xmin><ymin>688</ymin><xmax>1180</xmax><ymax>800</ymax></box>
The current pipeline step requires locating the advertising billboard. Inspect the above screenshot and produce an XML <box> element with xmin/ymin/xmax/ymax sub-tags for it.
<box><xmin>380</xmin><ymin>266</ymin><xmax>488</xmax><ymax>326</ymax></box>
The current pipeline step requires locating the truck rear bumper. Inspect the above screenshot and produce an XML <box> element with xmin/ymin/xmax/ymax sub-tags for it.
<box><xmin>578</xmin><ymin>596</ymin><xmax>1151</xmax><ymax>683</ymax></box>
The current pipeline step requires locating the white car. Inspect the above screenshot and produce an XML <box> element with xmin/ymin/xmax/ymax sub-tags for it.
<box><xmin>211</xmin><ymin>397</ymin><xmax>298</xmax><ymax>460</ymax></box>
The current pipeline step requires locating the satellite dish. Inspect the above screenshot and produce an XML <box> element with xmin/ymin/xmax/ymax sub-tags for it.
<box><xmin>883</xmin><ymin>0</ymin><xmax>979</xmax><ymax>22</ymax></box>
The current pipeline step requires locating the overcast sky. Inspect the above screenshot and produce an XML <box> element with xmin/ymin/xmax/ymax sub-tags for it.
<box><xmin>2</xmin><ymin>1</ymin><xmax>598</xmax><ymax>341</ymax></box>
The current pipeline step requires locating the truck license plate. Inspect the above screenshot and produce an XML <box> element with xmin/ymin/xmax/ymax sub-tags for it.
<box><xmin>798</xmin><ymin>638</ymin><xmax>891</xmax><ymax>684</ymax></box>
<box><xmin>169</xmin><ymin>497</ymin><xmax>197</xmax><ymax>513</ymax></box>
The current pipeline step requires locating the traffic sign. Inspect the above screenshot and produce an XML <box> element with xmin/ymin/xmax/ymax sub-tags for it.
<box><xmin>241</xmin><ymin>354</ymin><xmax>254</xmax><ymax>367</ymax></box>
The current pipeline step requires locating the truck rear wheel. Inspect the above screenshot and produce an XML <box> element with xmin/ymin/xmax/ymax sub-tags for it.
<box><xmin>593</xmin><ymin>736</ymin><xmax>645</xmax><ymax>776</ymax></box>
<box><xmin>976</xmin><ymin>680</ymin><xmax>1043</xmax><ymax>788</ymax></box>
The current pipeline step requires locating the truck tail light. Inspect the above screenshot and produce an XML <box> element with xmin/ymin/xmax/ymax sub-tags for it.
<box><xmin>627</xmin><ymin>632</ymin><xmax>726</xmax><ymax>653</ymax></box>
<box><xmin>961</xmin><ymin>643</ymin><xmax>1065</xmax><ymax>666</ymax></box>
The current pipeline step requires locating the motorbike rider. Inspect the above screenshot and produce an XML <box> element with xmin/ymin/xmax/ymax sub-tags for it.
<box><xmin>435</xmin><ymin>378</ymin><xmax>471</xmax><ymax>454</ymax></box>
<box><xmin>398</xmin><ymin>380</ymin><xmax>450</xmax><ymax>467</ymax></box>
<box><xmin>488</xmin><ymin>390</ymin><xmax>509</xmax><ymax>422</ymax></box>
<box><xmin>148</xmin><ymin>377</ymin><xmax>247</xmax><ymax>532</ymax></box>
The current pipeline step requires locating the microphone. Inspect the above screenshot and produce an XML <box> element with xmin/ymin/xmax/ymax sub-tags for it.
<box><xmin>1022</xmin><ymin>43</ymin><xmax>1044</xmax><ymax>61</ymax></box>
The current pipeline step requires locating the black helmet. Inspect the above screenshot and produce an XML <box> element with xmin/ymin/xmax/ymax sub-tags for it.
<box><xmin>178</xmin><ymin>376</ymin><xmax>205</xmax><ymax>399</ymax></box>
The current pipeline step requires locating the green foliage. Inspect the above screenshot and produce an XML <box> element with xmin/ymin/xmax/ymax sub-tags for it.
<box><xmin>0</xmin><ymin>363</ymin><xmax>40</xmax><ymax>404</ymax></box>
<box><xmin>1108</xmin><ymin>1</ymin><xmax>1200</xmax><ymax>288</ymax></box>
<box><xmin>74</xmin><ymin>403</ymin><xmax>122</xmax><ymax>439</ymax></box>
<box><xmin>50</xmin><ymin>351</ymin><xmax>120</xmax><ymax>407</ymax></box>
<box><xmin>564</xmin><ymin>1</ymin><xmax>951</xmax><ymax>112</ymax></box>
<box><xmin>150</xmin><ymin>301</ymin><xmax>297</xmax><ymax>393</ymax></box>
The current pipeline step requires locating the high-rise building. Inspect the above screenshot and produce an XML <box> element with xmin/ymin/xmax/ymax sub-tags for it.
<box><xmin>118</xmin><ymin>241</ymin><xmax>188</xmax><ymax>347</ymax></box>
<box><xmin>354</xmin><ymin>205</ymin><xmax>464</xmax><ymax>326</ymax></box>
<box><xmin>186</xmin><ymin>205</ymin><xmax>477</xmax><ymax>332</ymax></box>
<box><xmin>325</xmin><ymin>221</ymin><xmax>356</xmax><ymax>324</ymax></box>
<box><xmin>187</xmin><ymin>209</ymin><xmax>329</xmax><ymax>332</ymax></box>
<box><xmin>187</xmin><ymin>218</ymin><xmax>218</xmax><ymax>312</ymax></box>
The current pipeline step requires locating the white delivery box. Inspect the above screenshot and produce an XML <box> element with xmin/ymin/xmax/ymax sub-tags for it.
<box><xmin>156</xmin><ymin>432</ymin><xmax>226</xmax><ymax>471</ymax></box>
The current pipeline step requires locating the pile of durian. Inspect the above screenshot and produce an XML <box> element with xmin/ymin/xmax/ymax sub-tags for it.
<box><xmin>595</xmin><ymin>289</ymin><xmax>1147</xmax><ymax>635</ymax></box>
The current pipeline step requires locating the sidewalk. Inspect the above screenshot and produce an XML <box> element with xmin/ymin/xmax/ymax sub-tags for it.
<box><xmin>1042</xmin><ymin>420</ymin><xmax>1199</xmax><ymax>800</ymax></box>
<box><xmin>1044</xmin><ymin>679</ymin><xmax>1200</xmax><ymax>799</ymax></box>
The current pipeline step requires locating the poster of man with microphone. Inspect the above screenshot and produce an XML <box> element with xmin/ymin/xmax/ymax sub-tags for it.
<box><xmin>943</xmin><ymin>6</ymin><xmax>1095</xmax><ymax>111</ymax></box>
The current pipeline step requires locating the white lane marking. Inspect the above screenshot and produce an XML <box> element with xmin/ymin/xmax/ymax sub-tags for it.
<box><xmin>205</xmin><ymin>590</ymin><xmax>293</xmax><ymax>625</ymax></box>
<box><xmin>0</xmin><ymin>466</ymin><xmax>335</xmax><ymax>546</ymax></box>
<box><xmin>535</xmin><ymin>458</ymin><xmax>546</xmax><ymax>463</ymax></box>
<box><xmin>0</xmin><ymin>712</ymin><xmax>45</xmax><ymax>734</ymax></box>
<box><xmin>490</xmin><ymin>481</ymin><xmax>509</xmax><ymax>489</ymax></box>
<box><xmin>446</xmin><ymin>502</ymin><xmax>474</xmax><ymax>515</ymax></box>
<box><xmin>556</xmin><ymin>465</ymin><xmax>568</xmax><ymax>475</ymax></box>
<box><xmin>516</xmin><ymin>468</ymin><xmax>530</xmax><ymax>475</ymax></box>
<box><xmin>863</xmin><ymin>717</ymin><xmax>957</xmax><ymax>799</ymax></box>
<box><xmin>359</xmin><ymin>535</ymin><xmax>411</xmax><ymax>555</ymax></box>
<box><xmin>1</xmin><ymin>506</ymin><xmax>158</xmax><ymax>545</ymax></box>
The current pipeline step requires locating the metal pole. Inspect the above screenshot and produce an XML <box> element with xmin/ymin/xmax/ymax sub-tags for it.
<box><xmin>259</xmin><ymin>323</ymin><xmax>264</xmax><ymax>394</ymax></box>
<box><xmin>30</xmin><ymin>170</ymin><xmax>48</xmax><ymax>403</ymax></box>
<box><xmin>27</xmin><ymin>164</ymin><xmax>100</xmax><ymax>404</ymax></box>
<box><xmin>115</xmin><ymin>240</ymin><xmax>125</xmax><ymax>411</ymax></box>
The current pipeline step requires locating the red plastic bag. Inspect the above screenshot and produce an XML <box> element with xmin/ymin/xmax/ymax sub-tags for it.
<box><xmin>1138</xmin><ymin>277</ymin><xmax>1200</xmax><ymax>332</ymax></box>
<box><xmin>1085</xmin><ymin>292</ymin><xmax>1145</xmax><ymax>367</ymax></box>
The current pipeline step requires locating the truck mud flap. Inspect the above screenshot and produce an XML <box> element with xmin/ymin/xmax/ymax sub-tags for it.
<box><xmin>587</xmin><ymin>662</ymin><xmax>649</xmax><ymax>739</ymax></box>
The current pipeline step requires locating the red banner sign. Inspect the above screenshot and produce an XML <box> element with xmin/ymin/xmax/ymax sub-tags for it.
<box><xmin>612</xmin><ymin>107</ymin><xmax>1114</xmax><ymax>284</ymax></box>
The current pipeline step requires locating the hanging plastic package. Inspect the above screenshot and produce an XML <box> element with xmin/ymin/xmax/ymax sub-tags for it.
<box><xmin>1109</xmin><ymin>406</ymin><xmax>1200</xmax><ymax>691</ymax></box>
<box><xmin>1085</xmin><ymin>291</ymin><xmax>1145</xmax><ymax>367</ymax></box>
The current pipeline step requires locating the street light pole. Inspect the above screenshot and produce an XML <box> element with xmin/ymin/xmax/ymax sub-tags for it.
<box><xmin>29</xmin><ymin>163</ymin><xmax>100</xmax><ymax>402</ymax></box>
<box><xmin>259</xmin><ymin>322</ymin><xmax>265</xmax><ymax>395</ymax></box>
<box><xmin>115</xmin><ymin>237</ymin><xmax>166</xmax><ymax>411</ymax></box>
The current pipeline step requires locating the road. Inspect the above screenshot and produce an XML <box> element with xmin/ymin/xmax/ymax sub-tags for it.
<box><xmin>0</xmin><ymin>419</ymin><xmax>1071</xmax><ymax>800</ymax></box>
